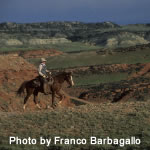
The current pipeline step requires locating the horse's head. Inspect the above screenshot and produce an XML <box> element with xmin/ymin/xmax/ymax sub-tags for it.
<box><xmin>46</xmin><ymin>72</ymin><xmax>54</xmax><ymax>84</ymax></box>
<box><xmin>64</xmin><ymin>72</ymin><xmax>74</xmax><ymax>87</ymax></box>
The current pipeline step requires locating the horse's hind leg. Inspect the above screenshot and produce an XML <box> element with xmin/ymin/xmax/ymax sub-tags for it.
<box><xmin>23</xmin><ymin>88</ymin><xmax>34</xmax><ymax>110</ymax></box>
<box><xmin>33</xmin><ymin>91</ymin><xmax>41</xmax><ymax>109</ymax></box>
<box><xmin>23</xmin><ymin>93</ymin><xmax>32</xmax><ymax>110</ymax></box>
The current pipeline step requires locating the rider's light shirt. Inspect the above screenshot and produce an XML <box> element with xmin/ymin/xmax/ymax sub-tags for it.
<box><xmin>38</xmin><ymin>63</ymin><xmax>49</xmax><ymax>77</ymax></box>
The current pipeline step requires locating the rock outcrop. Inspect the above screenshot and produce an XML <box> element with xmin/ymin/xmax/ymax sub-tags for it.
<box><xmin>0</xmin><ymin>21</ymin><xmax>150</xmax><ymax>49</ymax></box>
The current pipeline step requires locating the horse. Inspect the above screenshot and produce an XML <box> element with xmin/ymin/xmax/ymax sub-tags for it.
<box><xmin>17</xmin><ymin>72</ymin><xmax>74</xmax><ymax>110</ymax></box>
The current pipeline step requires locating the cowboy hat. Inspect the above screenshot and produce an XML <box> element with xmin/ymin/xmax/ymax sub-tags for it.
<box><xmin>41</xmin><ymin>58</ymin><xmax>47</xmax><ymax>62</ymax></box>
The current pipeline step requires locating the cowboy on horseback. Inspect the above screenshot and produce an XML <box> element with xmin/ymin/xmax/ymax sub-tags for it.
<box><xmin>38</xmin><ymin>58</ymin><xmax>51</xmax><ymax>95</ymax></box>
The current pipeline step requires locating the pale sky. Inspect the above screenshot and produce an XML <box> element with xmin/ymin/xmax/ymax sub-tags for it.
<box><xmin>0</xmin><ymin>0</ymin><xmax>150</xmax><ymax>24</ymax></box>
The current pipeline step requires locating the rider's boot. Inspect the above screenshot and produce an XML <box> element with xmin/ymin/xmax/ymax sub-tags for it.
<box><xmin>43</xmin><ymin>82</ymin><xmax>49</xmax><ymax>95</ymax></box>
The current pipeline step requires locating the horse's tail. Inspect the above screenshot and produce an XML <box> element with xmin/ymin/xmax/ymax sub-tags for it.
<box><xmin>17</xmin><ymin>81</ymin><xmax>28</xmax><ymax>97</ymax></box>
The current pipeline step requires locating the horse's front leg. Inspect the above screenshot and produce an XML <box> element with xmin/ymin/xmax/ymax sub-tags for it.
<box><xmin>51</xmin><ymin>91</ymin><xmax>57</xmax><ymax>109</ymax></box>
<box><xmin>56</xmin><ymin>91</ymin><xmax>64</xmax><ymax>105</ymax></box>
<box><xmin>33</xmin><ymin>90</ymin><xmax>41</xmax><ymax>109</ymax></box>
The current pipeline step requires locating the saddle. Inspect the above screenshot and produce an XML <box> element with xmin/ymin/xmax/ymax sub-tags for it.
<box><xmin>31</xmin><ymin>78</ymin><xmax>41</xmax><ymax>88</ymax></box>
<box><xmin>34</xmin><ymin>75</ymin><xmax>54</xmax><ymax>88</ymax></box>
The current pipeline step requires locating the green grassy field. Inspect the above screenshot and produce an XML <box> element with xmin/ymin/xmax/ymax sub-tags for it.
<box><xmin>28</xmin><ymin>48</ymin><xmax>150</xmax><ymax>70</ymax></box>
<box><xmin>0</xmin><ymin>42</ymin><xmax>101</xmax><ymax>53</ymax></box>
<box><xmin>0</xmin><ymin>101</ymin><xmax>150</xmax><ymax>150</ymax></box>
<box><xmin>74</xmin><ymin>73</ymin><xmax>128</xmax><ymax>86</ymax></box>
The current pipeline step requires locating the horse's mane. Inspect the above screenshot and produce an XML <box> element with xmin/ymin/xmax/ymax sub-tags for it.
<box><xmin>54</xmin><ymin>72</ymin><xmax>67</xmax><ymax>78</ymax></box>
